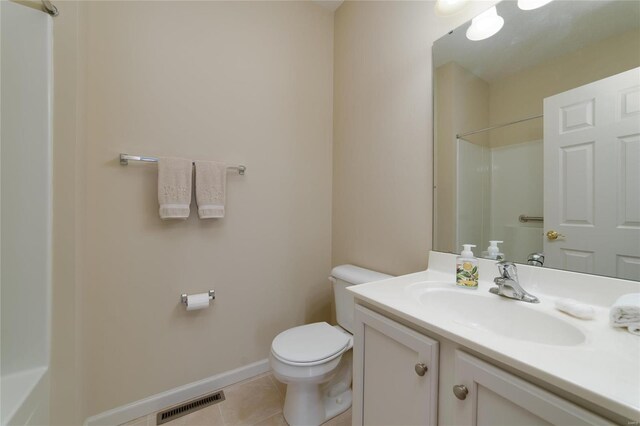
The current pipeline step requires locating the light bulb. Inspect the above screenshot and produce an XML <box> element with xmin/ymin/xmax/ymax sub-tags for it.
<box><xmin>435</xmin><ymin>0</ymin><xmax>469</xmax><ymax>16</ymax></box>
<box><xmin>517</xmin><ymin>0</ymin><xmax>554</xmax><ymax>10</ymax></box>
<box><xmin>465</xmin><ymin>6</ymin><xmax>505</xmax><ymax>41</ymax></box>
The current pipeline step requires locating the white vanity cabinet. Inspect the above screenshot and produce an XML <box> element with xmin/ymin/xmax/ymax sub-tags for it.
<box><xmin>453</xmin><ymin>351</ymin><xmax>613</xmax><ymax>426</ymax></box>
<box><xmin>352</xmin><ymin>305</ymin><xmax>439</xmax><ymax>426</ymax></box>
<box><xmin>353</xmin><ymin>304</ymin><xmax>616</xmax><ymax>426</ymax></box>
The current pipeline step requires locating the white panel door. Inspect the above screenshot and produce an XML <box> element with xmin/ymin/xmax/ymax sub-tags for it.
<box><xmin>543</xmin><ymin>67</ymin><xmax>640</xmax><ymax>279</ymax></box>
<box><xmin>352</xmin><ymin>305</ymin><xmax>439</xmax><ymax>426</ymax></box>
<box><xmin>453</xmin><ymin>351</ymin><xmax>614</xmax><ymax>426</ymax></box>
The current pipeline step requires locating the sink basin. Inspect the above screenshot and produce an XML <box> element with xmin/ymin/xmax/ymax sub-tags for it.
<box><xmin>409</xmin><ymin>286</ymin><xmax>586</xmax><ymax>346</ymax></box>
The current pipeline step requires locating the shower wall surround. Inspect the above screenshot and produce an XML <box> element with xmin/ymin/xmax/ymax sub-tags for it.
<box><xmin>455</xmin><ymin>138</ymin><xmax>543</xmax><ymax>260</ymax></box>
<box><xmin>1</xmin><ymin>2</ymin><xmax>52</xmax><ymax>424</ymax></box>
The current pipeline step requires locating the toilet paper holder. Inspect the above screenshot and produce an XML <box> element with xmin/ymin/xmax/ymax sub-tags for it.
<box><xmin>181</xmin><ymin>290</ymin><xmax>215</xmax><ymax>305</ymax></box>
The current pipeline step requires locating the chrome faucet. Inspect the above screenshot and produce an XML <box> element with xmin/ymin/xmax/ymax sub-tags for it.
<box><xmin>490</xmin><ymin>261</ymin><xmax>539</xmax><ymax>303</ymax></box>
<box><xmin>527</xmin><ymin>252</ymin><xmax>544</xmax><ymax>267</ymax></box>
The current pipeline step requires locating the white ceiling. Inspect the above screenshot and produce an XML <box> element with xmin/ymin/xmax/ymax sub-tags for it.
<box><xmin>433</xmin><ymin>0</ymin><xmax>640</xmax><ymax>82</ymax></box>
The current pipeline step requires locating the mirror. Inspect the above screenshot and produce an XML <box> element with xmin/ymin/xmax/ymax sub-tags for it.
<box><xmin>433</xmin><ymin>0</ymin><xmax>640</xmax><ymax>281</ymax></box>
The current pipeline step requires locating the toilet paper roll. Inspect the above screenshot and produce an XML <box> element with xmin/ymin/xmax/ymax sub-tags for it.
<box><xmin>186</xmin><ymin>293</ymin><xmax>210</xmax><ymax>311</ymax></box>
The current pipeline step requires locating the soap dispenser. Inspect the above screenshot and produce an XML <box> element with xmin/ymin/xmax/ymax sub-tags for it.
<box><xmin>482</xmin><ymin>241</ymin><xmax>504</xmax><ymax>260</ymax></box>
<box><xmin>456</xmin><ymin>244</ymin><xmax>478</xmax><ymax>289</ymax></box>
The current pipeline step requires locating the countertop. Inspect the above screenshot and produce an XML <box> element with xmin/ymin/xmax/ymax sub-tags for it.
<box><xmin>347</xmin><ymin>252</ymin><xmax>640</xmax><ymax>422</ymax></box>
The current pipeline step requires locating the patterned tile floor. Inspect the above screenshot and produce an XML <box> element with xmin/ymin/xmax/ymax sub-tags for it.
<box><xmin>121</xmin><ymin>373</ymin><xmax>351</xmax><ymax>426</ymax></box>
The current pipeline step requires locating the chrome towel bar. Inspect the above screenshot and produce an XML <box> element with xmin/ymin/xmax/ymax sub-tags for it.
<box><xmin>119</xmin><ymin>153</ymin><xmax>246</xmax><ymax>175</ymax></box>
<box><xmin>519</xmin><ymin>214</ymin><xmax>543</xmax><ymax>223</ymax></box>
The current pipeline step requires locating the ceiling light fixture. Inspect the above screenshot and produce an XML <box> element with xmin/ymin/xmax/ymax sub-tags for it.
<box><xmin>435</xmin><ymin>0</ymin><xmax>469</xmax><ymax>16</ymax></box>
<box><xmin>466</xmin><ymin>6</ymin><xmax>504</xmax><ymax>41</ymax></box>
<box><xmin>517</xmin><ymin>0</ymin><xmax>554</xmax><ymax>10</ymax></box>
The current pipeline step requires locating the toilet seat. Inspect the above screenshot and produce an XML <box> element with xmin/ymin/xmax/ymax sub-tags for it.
<box><xmin>271</xmin><ymin>322</ymin><xmax>351</xmax><ymax>366</ymax></box>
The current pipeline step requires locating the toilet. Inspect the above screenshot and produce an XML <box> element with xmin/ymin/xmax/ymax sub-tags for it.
<box><xmin>270</xmin><ymin>265</ymin><xmax>392</xmax><ymax>426</ymax></box>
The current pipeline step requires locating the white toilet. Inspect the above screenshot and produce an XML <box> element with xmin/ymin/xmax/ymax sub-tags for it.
<box><xmin>270</xmin><ymin>265</ymin><xmax>391</xmax><ymax>426</ymax></box>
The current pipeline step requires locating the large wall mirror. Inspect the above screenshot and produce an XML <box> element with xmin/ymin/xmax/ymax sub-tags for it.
<box><xmin>433</xmin><ymin>0</ymin><xmax>640</xmax><ymax>281</ymax></box>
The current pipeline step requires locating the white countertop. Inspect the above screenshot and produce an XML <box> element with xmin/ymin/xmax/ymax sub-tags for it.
<box><xmin>348</xmin><ymin>252</ymin><xmax>640</xmax><ymax>421</ymax></box>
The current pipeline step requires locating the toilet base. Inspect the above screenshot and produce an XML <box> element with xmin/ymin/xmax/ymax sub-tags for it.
<box><xmin>324</xmin><ymin>388</ymin><xmax>352</xmax><ymax>421</ymax></box>
<box><xmin>283</xmin><ymin>385</ymin><xmax>351</xmax><ymax>426</ymax></box>
<box><xmin>271</xmin><ymin>329</ymin><xmax>354</xmax><ymax>426</ymax></box>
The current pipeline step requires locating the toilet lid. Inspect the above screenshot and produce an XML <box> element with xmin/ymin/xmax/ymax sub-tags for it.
<box><xmin>271</xmin><ymin>322</ymin><xmax>350</xmax><ymax>364</ymax></box>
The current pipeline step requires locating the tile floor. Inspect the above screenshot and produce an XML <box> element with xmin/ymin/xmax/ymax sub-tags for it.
<box><xmin>121</xmin><ymin>373</ymin><xmax>352</xmax><ymax>426</ymax></box>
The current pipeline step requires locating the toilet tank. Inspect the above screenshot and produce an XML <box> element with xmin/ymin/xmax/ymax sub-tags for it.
<box><xmin>331</xmin><ymin>265</ymin><xmax>392</xmax><ymax>333</ymax></box>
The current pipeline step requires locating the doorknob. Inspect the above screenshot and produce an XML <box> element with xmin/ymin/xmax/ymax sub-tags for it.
<box><xmin>546</xmin><ymin>230</ymin><xmax>565</xmax><ymax>241</ymax></box>
<box><xmin>415</xmin><ymin>363</ymin><xmax>428</xmax><ymax>376</ymax></box>
<box><xmin>453</xmin><ymin>384</ymin><xmax>469</xmax><ymax>400</ymax></box>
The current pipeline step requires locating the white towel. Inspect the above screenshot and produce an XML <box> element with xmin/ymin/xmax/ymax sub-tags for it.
<box><xmin>195</xmin><ymin>161</ymin><xmax>226</xmax><ymax>219</ymax></box>
<box><xmin>610</xmin><ymin>293</ymin><xmax>640</xmax><ymax>330</ymax></box>
<box><xmin>555</xmin><ymin>298</ymin><xmax>595</xmax><ymax>320</ymax></box>
<box><xmin>158</xmin><ymin>157</ymin><xmax>192</xmax><ymax>220</ymax></box>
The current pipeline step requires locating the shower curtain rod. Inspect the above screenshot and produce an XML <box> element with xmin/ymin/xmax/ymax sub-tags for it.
<box><xmin>41</xmin><ymin>0</ymin><xmax>58</xmax><ymax>17</ymax></box>
<box><xmin>456</xmin><ymin>114</ymin><xmax>543</xmax><ymax>139</ymax></box>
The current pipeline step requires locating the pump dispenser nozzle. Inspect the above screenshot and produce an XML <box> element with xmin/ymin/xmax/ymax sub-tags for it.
<box><xmin>461</xmin><ymin>244</ymin><xmax>476</xmax><ymax>257</ymax></box>
<box><xmin>484</xmin><ymin>241</ymin><xmax>504</xmax><ymax>260</ymax></box>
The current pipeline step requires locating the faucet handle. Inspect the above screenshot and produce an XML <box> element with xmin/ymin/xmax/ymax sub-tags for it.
<box><xmin>527</xmin><ymin>252</ymin><xmax>544</xmax><ymax>267</ymax></box>
<box><xmin>497</xmin><ymin>261</ymin><xmax>518</xmax><ymax>280</ymax></box>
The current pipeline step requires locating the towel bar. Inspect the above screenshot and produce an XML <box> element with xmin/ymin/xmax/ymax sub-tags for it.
<box><xmin>120</xmin><ymin>153</ymin><xmax>246</xmax><ymax>175</ymax></box>
<box><xmin>519</xmin><ymin>214</ymin><xmax>543</xmax><ymax>223</ymax></box>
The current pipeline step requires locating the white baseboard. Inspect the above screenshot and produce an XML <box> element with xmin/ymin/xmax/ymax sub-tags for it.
<box><xmin>84</xmin><ymin>359</ymin><xmax>270</xmax><ymax>426</ymax></box>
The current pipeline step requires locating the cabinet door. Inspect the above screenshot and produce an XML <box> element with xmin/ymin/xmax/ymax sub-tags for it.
<box><xmin>453</xmin><ymin>351</ymin><xmax>614</xmax><ymax>426</ymax></box>
<box><xmin>353</xmin><ymin>305</ymin><xmax>439</xmax><ymax>426</ymax></box>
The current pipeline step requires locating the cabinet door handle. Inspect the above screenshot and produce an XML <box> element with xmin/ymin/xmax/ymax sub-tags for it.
<box><xmin>453</xmin><ymin>384</ymin><xmax>469</xmax><ymax>400</ymax></box>
<box><xmin>414</xmin><ymin>363</ymin><xmax>428</xmax><ymax>376</ymax></box>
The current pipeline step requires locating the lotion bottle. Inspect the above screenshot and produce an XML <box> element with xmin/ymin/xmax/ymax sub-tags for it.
<box><xmin>481</xmin><ymin>240</ymin><xmax>504</xmax><ymax>260</ymax></box>
<box><xmin>456</xmin><ymin>244</ymin><xmax>478</xmax><ymax>289</ymax></box>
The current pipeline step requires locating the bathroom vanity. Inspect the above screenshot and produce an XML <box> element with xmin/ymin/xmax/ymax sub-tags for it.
<box><xmin>408</xmin><ymin>0</ymin><xmax>640</xmax><ymax>422</ymax></box>
<box><xmin>348</xmin><ymin>252</ymin><xmax>640</xmax><ymax>425</ymax></box>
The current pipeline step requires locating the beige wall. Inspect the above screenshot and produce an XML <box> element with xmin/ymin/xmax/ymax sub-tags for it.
<box><xmin>434</xmin><ymin>62</ymin><xmax>489</xmax><ymax>253</ymax></box>
<box><xmin>50</xmin><ymin>1</ymin><xmax>84</xmax><ymax>424</ymax></box>
<box><xmin>332</xmin><ymin>0</ymin><xmax>497</xmax><ymax>276</ymax></box>
<box><xmin>76</xmin><ymin>1</ymin><xmax>334</xmax><ymax>418</ymax></box>
<box><xmin>46</xmin><ymin>0</ymin><xmax>503</xmax><ymax>419</ymax></box>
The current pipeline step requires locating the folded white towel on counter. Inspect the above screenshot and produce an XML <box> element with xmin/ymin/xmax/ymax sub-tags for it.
<box><xmin>555</xmin><ymin>298</ymin><xmax>595</xmax><ymax>320</ymax></box>
<box><xmin>627</xmin><ymin>324</ymin><xmax>640</xmax><ymax>336</ymax></box>
<box><xmin>194</xmin><ymin>160</ymin><xmax>226</xmax><ymax>219</ymax></box>
<box><xmin>610</xmin><ymin>293</ymin><xmax>640</xmax><ymax>328</ymax></box>
<box><xmin>158</xmin><ymin>157</ymin><xmax>193</xmax><ymax>220</ymax></box>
